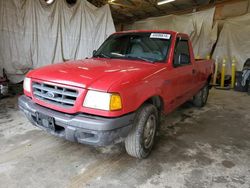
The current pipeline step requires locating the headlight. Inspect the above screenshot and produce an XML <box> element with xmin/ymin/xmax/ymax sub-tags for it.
<box><xmin>23</xmin><ymin>77</ymin><xmax>31</xmax><ymax>93</ymax></box>
<box><xmin>83</xmin><ymin>90</ymin><xmax>122</xmax><ymax>111</ymax></box>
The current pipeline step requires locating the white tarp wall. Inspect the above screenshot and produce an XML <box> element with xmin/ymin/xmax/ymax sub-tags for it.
<box><xmin>213</xmin><ymin>13</ymin><xmax>250</xmax><ymax>74</ymax></box>
<box><xmin>0</xmin><ymin>0</ymin><xmax>115</xmax><ymax>83</ymax></box>
<box><xmin>124</xmin><ymin>8</ymin><xmax>217</xmax><ymax>60</ymax></box>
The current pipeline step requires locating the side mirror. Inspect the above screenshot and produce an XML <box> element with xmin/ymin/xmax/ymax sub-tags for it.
<box><xmin>178</xmin><ymin>53</ymin><xmax>190</xmax><ymax>65</ymax></box>
<box><xmin>92</xmin><ymin>50</ymin><xmax>97</xmax><ymax>57</ymax></box>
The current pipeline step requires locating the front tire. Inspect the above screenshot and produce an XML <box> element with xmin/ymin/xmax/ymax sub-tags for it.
<box><xmin>125</xmin><ymin>104</ymin><xmax>158</xmax><ymax>159</ymax></box>
<box><xmin>193</xmin><ymin>84</ymin><xmax>209</xmax><ymax>107</ymax></box>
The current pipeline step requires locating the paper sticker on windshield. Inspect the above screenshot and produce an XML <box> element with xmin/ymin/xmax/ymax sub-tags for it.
<box><xmin>150</xmin><ymin>33</ymin><xmax>171</xmax><ymax>40</ymax></box>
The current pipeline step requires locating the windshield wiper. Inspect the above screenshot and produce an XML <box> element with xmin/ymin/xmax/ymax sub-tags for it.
<box><xmin>126</xmin><ymin>55</ymin><xmax>155</xmax><ymax>63</ymax></box>
<box><xmin>93</xmin><ymin>53</ymin><xmax>111</xmax><ymax>58</ymax></box>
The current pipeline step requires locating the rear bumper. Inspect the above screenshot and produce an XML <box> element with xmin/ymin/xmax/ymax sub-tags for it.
<box><xmin>18</xmin><ymin>95</ymin><xmax>135</xmax><ymax>146</ymax></box>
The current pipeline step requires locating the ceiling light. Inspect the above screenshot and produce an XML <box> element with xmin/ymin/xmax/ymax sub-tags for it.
<box><xmin>157</xmin><ymin>0</ymin><xmax>175</xmax><ymax>5</ymax></box>
<box><xmin>45</xmin><ymin>0</ymin><xmax>54</xmax><ymax>4</ymax></box>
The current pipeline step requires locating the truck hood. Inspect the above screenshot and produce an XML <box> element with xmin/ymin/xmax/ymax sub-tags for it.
<box><xmin>27</xmin><ymin>58</ymin><xmax>159</xmax><ymax>91</ymax></box>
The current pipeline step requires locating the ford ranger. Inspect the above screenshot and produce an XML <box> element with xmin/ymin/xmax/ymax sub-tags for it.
<box><xmin>19</xmin><ymin>30</ymin><xmax>214</xmax><ymax>158</ymax></box>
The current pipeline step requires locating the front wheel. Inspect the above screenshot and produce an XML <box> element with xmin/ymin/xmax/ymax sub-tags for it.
<box><xmin>193</xmin><ymin>84</ymin><xmax>209</xmax><ymax>107</ymax></box>
<box><xmin>125</xmin><ymin>104</ymin><xmax>159</xmax><ymax>159</ymax></box>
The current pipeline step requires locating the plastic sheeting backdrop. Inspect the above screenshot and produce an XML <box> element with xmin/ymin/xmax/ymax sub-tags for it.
<box><xmin>0</xmin><ymin>0</ymin><xmax>115</xmax><ymax>83</ymax></box>
<box><xmin>124</xmin><ymin>8</ymin><xmax>218</xmax><ymax>61</ymax></box>
<box><xmin>213</xmin><ymin>13</ymin><xmax>250</xmax><ymax>74</ymax></box>
<box><xmin>1</xmin><ymin>2</ymin><xmax>249</xmax><ymax>82</ymax></box>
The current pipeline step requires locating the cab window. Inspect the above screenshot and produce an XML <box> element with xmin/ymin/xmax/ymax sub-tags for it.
<box><xmin>173</xmin><ymin>38</ymin><xmax>191</xmax><ymax>67</ymax></box>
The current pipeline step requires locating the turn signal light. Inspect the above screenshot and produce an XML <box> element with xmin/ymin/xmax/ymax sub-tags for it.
<box><xmin>110</xmin><ymin>94</ymin><xmax>122</xmax><ymax>111</ymax></box>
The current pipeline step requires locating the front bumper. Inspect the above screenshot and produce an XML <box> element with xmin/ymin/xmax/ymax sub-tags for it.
<box><xmin>18</xmin><ymin>95</ymin><xmax>135</xmax><ymax>146</ymax></box>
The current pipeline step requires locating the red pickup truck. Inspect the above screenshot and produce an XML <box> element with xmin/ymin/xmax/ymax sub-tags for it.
<box><xmin>19</xmin><ymin>30</ymin><xmax>214</xmax><ymax>158</ymax></box>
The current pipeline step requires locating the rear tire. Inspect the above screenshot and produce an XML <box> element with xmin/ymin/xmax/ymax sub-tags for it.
<box><xmin>193</xmin><ymin>84</ymin><xmax>209</xmax><ymax>107</ymax></box>
<box><xmin>125</xmin><ymin>104</ymin><xmax>158</xmax><ymax>159</ymax></box>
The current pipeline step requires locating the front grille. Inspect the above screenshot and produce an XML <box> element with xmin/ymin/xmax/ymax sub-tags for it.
<box><xmin>32</xmin><ymin>82</ymin><xmax>78</xmax><ymax>108</ymax></box>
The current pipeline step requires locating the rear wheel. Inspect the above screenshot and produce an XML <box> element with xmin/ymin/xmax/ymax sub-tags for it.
<box><xmin>193</xmin><ymin>84</ymin><xmax>209</xmax><ymax>107</ymax></box>
<box><xmin>125</xmin><ymin>104</ymin><xmax>158</xmax><ymax>159</ymax></box>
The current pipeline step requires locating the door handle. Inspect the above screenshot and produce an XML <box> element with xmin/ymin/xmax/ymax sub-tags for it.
<box><xmin>192</xmin><ymin>69</ymin><xmax>196</xmax><ymax>74</ymax></box>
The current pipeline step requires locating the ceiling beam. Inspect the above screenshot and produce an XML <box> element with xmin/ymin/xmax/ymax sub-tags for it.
<box><xmin>126</xmin><ymin>0</ymin><xmax>154</xmax><ymax>18</ymax></box>
<box><xmin>144</xmin><ymin>0</ymin><xmax>167</xmax><ymax>14</ymax></box>
<box><xmin>169</xmin><ymin>2</ymin><xmax>180</xmax><ymax>10</ymax></box>
<box><xmin>126</xmin><ymin>0</ymin><xmax>137</xmax><ymax>6</ymax></box>
<box><xmin>90</xmin><ymin>0</ymin><xmax>246</xmax><ymax>25</ymax></box>
<box><xmin>109</xmin><ymin>2</ymin><xmax>134</xmax><ymax>9</ymax></box>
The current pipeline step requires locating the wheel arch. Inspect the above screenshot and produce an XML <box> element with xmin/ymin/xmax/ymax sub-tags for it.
<box><xmin>207</xmin><ymin>74</ymin><xmax>213</xmax><ymax>89</ymax></box>
<box><xmin>143</xmin><ymin>95</ymin><xmax>164</xmax><ymax>112</ymax></box>
<box><xmin>207</xmin><ymin>74</ymin><xmax>212</xmax><ymax>84</ymax></box>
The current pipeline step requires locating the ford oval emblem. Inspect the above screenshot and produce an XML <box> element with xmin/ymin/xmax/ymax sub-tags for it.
<box><xmin>46</xmin><ymin>92</ymin><xmax>55</xmax><ymax>98</ymax></box>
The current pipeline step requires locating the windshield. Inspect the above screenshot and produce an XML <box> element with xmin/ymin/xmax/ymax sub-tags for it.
<box><xmin>93</xmin><ymin>32</ymin><xmax>171</xmax><ymax>63</ymax></box>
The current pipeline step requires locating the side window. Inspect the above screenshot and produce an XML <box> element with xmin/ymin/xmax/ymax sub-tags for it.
<box><xmin>173</xmin><ymin>38</ymin><xmax>191</xmax><ymax>67</ymax></box>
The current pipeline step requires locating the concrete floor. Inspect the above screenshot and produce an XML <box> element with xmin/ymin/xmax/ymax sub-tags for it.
<box><xmin>0</xmin><ymin>89</ymin><xmax>250</xmax><ymax>188</ymax></box>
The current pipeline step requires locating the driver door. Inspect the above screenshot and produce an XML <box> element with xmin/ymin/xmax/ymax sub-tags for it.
<box><xmin>172</xmin><ymin>36</ymin><xmax>194</xmax><ymax>106</ymax></box>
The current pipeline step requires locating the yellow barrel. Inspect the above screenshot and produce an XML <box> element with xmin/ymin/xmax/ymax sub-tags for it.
<box><xmin>220</xmin><ymin>58</ymin><xmax>226</xmax><ymax>88</ymax></box>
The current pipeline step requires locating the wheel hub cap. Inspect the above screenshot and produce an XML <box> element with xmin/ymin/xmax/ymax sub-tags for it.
<box><xmin>143</xmin><ymin>114</ymin><xmax>156</xmax><ymax>149</ymax></box>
